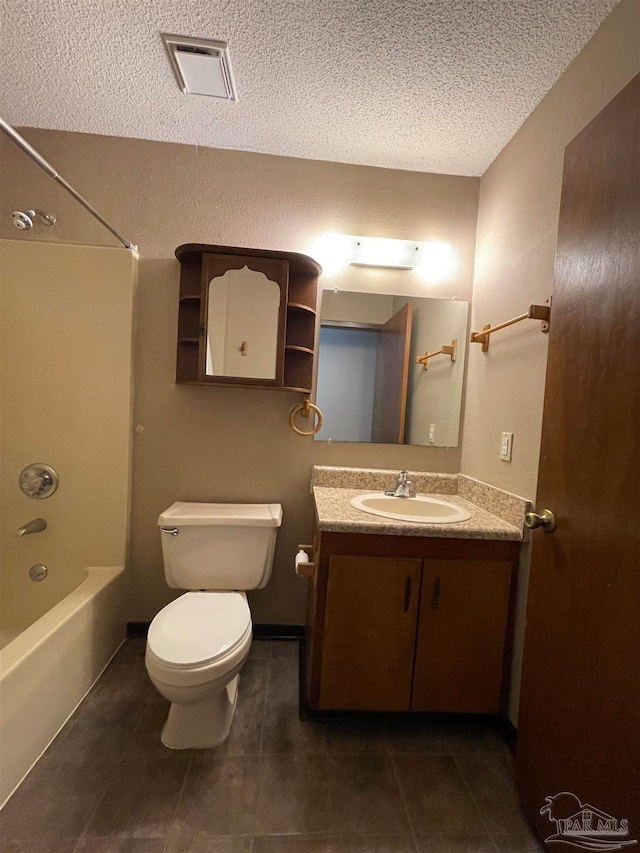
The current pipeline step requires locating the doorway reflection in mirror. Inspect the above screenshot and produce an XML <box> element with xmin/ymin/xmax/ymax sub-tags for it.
<box><xmin>315</xmin><ymin>290</ymin><xmax>468</xmax><ymax>447</ymax></box>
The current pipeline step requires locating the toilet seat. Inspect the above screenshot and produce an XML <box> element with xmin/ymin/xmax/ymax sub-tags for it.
<box><xmin>147</xmin><ymin>591</ymin><xmax>252</xmax><ymax>685</ymax></box>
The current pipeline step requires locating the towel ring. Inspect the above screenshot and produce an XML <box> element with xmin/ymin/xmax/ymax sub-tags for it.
<box><xmin>289</xmin><ymin>396</ymin><xmax>323</xmax><ymax>436</ymax></box>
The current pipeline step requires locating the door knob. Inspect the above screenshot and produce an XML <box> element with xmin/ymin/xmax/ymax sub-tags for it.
<box><xmin>525</xmin><ymin>509</ymin><xmax>556</xmax><ymax>532</ymax></box>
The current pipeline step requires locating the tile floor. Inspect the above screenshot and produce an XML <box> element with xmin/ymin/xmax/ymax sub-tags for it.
<box><xmin>0</xmin><ymin>638</ymin><xmax>545</xmax><ymax>853</ymax></box>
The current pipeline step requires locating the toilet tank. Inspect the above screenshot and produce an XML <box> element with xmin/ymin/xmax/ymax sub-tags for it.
<box><xmin>158</xmin><ymin>502</ymin><xmax>283</xmax><ymax>591</ymax></box>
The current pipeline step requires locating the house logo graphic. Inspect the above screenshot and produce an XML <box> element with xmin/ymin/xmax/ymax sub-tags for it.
<box><xmin>541</xmin><ymin>792</ymin><xmax>637</xmax><ymax>850</ymax></box>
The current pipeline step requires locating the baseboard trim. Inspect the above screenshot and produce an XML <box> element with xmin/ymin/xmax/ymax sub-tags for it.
<box><xmin>253</xmin><ymin>624</ymin><xmax>304</xmax><ymax>640</ymax></box>
<box><xmin>127</xmin><ymin>621</ymin><xmax>150</xmax><ymax>637</ymax></box>
<box><xmin>497</xmin><ymin>717</ymin><xmax>518</xmax><ymax>751</ymax></box>
<box><xmin>126</xmin><ymin>621</ymin><xmax>304</xmax><ymax>640</ymax></box>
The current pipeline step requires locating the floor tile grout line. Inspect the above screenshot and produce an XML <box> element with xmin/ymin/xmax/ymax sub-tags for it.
<box><xmin>251</xmin><ymin>830</ymin><xmax>423</xmax><ymax>838</ymax></box>
<box><xmin>257</xmin><ymin>652</ymin><xmax>271</xmax><ymax>755</ymax></box>
<box><xmin>390</xmin><ymin>752</ymin><xmax>419</xmax><ymax>853</ymax></box>
<box><xmin>74</xmin><ymin>696</ymin><xmax>154</xmax><ymax>845</ymax></box>
<box><xmin>161</xmin><ymin>751</ymin><xmax>194</xmax><ymax>853</ymax></box>
<box><xmin>253</xmin><ymin>648</ymin><xmax>272</xmax><ymax>838</ymax></box>
<box><xmin>324</xmin><ymin>748</ymin><xmax>335</xmax><ymax>835</ymax></box>
<box><xmin>452</xmin><ymin>753</ymin><xmax>501</xmax><ymax>853</ymax></box>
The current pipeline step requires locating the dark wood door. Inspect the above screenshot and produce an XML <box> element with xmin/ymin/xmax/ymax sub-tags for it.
<box><xmin>319</xmin><ymin>556</ymin><xmax>422</xmax><ymax>711</ymax></box>
<box><xmin>371</xmin><ymin>302</ymin><xmax>413</xmax><ymax>443</ymax></box>
<box><xmin>516</xmin><ymin>74</ymin><xmax>640</xmax><ymax>842</ymax></box>
<box><xmin>411</xmin><ymin>560</ymin><xmax>513</xmax><ymax>713</ymax></box>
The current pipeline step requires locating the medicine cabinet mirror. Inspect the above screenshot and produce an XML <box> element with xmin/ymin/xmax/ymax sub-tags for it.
<box><xmin>205</xmin><ymin>256</ymin><xmax>285</xmax><ymax>382</ymax></box>
<box><xmin>315</xmin><ymin>290</ymin><xmax>469</xmax><ymax>447</ymax></box>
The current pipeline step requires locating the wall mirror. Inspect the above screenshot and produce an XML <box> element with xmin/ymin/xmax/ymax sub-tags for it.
<box><xmin>206</xmin><ymin>265</ymin><xmax>281</xmax><ymax>380</ymax></box>
<box><xmin>315</xmin><ymin>290</ymin><xmax>469</xmax><ymax>446</ymax></box>
<box><xmin>201</xmin><ymin>253</ymin><xmax>287</xmax><ymax>387</ymax></box>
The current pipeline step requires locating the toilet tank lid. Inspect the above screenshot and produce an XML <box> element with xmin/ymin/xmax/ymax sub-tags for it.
<box><xmin>158</xmin><ymin>501</ymin><xmax>283</xmax><ymax>527</ymax></box>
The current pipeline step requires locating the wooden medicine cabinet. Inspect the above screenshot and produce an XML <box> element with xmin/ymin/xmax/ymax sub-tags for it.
<box><xmin>175</xmin><ymin>244</ymin><xmax>321</xmax><ymax>392</ymax></box>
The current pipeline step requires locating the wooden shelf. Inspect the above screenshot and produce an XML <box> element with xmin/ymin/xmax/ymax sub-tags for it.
<box><xmin>282</xmin><ymin>384</ymin><xmax>312</xmax><ymax>393</ymax></box>
<box><xmin>177</xmin><ymin>338</ymin><xmax>199</xmax><ymax>345</ymax></box>
<box><xmin>284</xmin><ymin>346</ymin><xmax>314</xmax><ymax>391</ymax></box>
<box><xmin>285</xmin><ymin>299</ymin><xmax>316</xmax><ymax>351</ymax></box>
<box><xmin>288</xmin><ymin>268</ymin><xmax>318</xmax><ymax>311</ymax></box>
<box><xmin>179</xmin><ymin>294</ymin><xmax>201</xmax><ymax>304</ymax></box>
<box><xmin>285</xmin><ymin>345</ymin><xmax>314</xmax><ymax>354</ymax></box>
<box><xmin>287</xmin><ymin>302</ymin><xmax>316</xmax><ymax>315</ymax></box>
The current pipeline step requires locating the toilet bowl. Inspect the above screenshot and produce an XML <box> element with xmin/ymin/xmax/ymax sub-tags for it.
<box><xmin>146</xmin><ymin>591</ymin><xmax>253</xmax><ymax>748</ymax></box>
<box><xmin>145</xmin><ymin>501</ymin><xmax>282</xmax><ymax>749</ymax></box>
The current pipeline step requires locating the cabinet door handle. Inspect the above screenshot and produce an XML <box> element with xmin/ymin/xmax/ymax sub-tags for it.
<box><xmin>432</xmin><ymin>576</ymin><xmax>441</xmax><ymax>610</ymax></box>
<box><xmin>404</xmin><ymin>576</ymin><xmax>412</xmax><ymax>613</ymax></box>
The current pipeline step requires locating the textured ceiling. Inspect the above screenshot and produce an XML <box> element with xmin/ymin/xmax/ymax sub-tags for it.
<box><xmin>0</xmin><ymin>0</ymin><xmax>618</xmax><ymax>176</ymax></box>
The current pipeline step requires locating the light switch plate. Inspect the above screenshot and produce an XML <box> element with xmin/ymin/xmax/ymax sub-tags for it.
<box><xmin>500</xmin><ymin>432</ymin><xmax>513</xmax><ymax>461</ymax></box>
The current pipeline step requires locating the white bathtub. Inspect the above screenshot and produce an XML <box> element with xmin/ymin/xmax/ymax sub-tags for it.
<box><xmin>0</xmin><ymin>566</ymin><xmax>126</xmax><ymax>807</ymax></box>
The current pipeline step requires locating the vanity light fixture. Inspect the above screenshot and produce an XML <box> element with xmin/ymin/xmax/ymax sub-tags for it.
<box><xmin>309</xmin><ymin>232</ymin><xmax>452</xmax><ymax>280</ymax></box>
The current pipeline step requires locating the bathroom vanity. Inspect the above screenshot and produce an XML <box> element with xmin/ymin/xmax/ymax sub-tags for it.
<box><xmin>302</xmin><ymin>467</ymin><xmax>528</xmax><ymax>717</ymax></box>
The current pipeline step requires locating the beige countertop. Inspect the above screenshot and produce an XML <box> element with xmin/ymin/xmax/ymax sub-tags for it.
<box><xmin>313</xmin><ymin>486</ymin><xmax>524</xmax><ymax>541</ymax></box>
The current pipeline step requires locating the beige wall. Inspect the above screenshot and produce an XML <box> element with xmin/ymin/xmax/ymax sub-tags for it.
<box><xmin>0</xmin><ymin>137</ymin><xmax>479</xmax><ymax>623</ymax></box>
<box><xmin>461</xmin><ymin>0</ymin><xmax>640</xmax><ymax>499</ymax></box>
<box><xmin>0</xmin><ymin>240</ymin><xmax>135</xmax><ymax>634</ymax></box>
<box><xmin>460</xmin><ymin>0</ymin><xmax>640</xmax><ymax>722</ymax></box>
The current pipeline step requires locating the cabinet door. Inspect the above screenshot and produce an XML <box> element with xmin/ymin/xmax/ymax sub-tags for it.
<box><xmin>319</xmin><ymin>556</ymin><xmax>422</xmax><ymax>711</ymax></box>
<box><xmin>412</xmin><ymin>560</ymin><xmax>513</xmax><ymax>713</ymax></box>
<box><xmin>201</xmin><ymin>253</ymin><xmax>287</xmax><ymax>386</ymax></box>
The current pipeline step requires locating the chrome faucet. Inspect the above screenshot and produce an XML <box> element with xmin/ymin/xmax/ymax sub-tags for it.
<box><xmin>386</xmin><ymin>471</ymin><xmax>416</xmax><ymax>499</ymax></box>
<box><xmin>16</xmin><ymin>518</ymin><xmax>47</xmax><ymax>538</ymax></box>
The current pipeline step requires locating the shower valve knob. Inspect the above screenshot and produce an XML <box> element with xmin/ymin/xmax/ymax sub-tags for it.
<box><xmin>19</xmin><ymin>464</ymin><xmax>59</xmax><ymax>499</ymax></box>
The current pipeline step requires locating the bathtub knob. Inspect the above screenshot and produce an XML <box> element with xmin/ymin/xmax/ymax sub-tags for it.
<box><xmin>29</xmin><ymin>564</ymin><xmax>48</xmax><ymax>582</ymax></box>
<box><xmin>18</xmin><ymin>464</ymin><xmax>59</xmax><ymax>499</ymax></box>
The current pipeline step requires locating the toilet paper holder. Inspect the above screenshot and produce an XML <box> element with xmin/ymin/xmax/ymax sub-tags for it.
<box><xmin>296</xmin><ymin>544</ymin><xmax>316</xmax><ymax>578</ymax></box>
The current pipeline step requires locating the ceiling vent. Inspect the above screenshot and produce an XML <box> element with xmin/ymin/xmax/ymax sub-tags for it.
<box><xmin>161</xmin><ymin>34</ymin><xmax>238</xmax><ymax>101</ymax></box>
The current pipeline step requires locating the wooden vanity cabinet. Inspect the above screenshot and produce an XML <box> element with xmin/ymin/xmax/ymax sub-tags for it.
<box><xmin>303</xmin><ymin>530</ymin><xmax>519</xmax><ymax>715</ymax></box>
<box><xmin>412</xmin><ymin>559</ymin><xmax>513</xmax><ymax>713</ymax></box>
<box><xmin>320</xmin><ymin>556</ymin><xmax>422</xmax><ymax>711</ymax></box>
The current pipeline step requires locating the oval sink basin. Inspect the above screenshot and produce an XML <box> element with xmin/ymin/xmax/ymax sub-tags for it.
<box><xmin>350</xmin><ymin>493</ymin><xmax>471</xmax><ymax>524</ymax></box>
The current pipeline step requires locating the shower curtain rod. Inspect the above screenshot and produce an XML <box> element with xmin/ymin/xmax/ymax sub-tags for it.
<box><xmin>0</xmin><ymin>117</ymin><xmax>136</xmax><ymax>251</ymax></box>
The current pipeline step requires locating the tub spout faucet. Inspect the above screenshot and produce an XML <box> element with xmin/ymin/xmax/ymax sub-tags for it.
<box><xmin>16</xmin><ymin>517</ymin><xmax>47</xmax><ymax>537</ymax></box>
<box><xmin>387</xmin><ymin>471</ymin><xmax>416</xmax><ymax>499</ymax></box>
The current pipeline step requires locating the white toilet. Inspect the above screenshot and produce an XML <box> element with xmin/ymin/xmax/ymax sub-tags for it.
<box><xmin>145</xmin><ymin>501</ymin><xmax>282</xmax><ymax>749</ymax></box>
